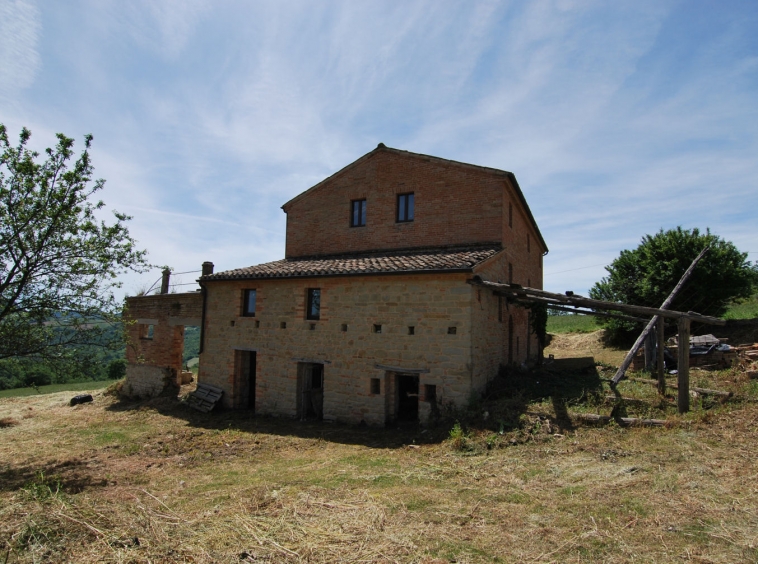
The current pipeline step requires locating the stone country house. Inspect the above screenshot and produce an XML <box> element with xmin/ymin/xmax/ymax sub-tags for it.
<box><xmin>124</xmin><ymin>144</ymin><xmax>548</xmax><ymax>425</ymax></box>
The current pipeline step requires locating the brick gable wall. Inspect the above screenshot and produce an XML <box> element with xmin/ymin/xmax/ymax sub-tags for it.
<box><xmin>283</xmin><ymin>150</ymin><xmax>506</xmax><ymax>258</ymax></box>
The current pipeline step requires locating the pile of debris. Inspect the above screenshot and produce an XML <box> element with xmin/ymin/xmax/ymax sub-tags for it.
<box><xmin>633</xmin><ymin>333</ymin><xmax>753</xmax><ymax>372</ymax></box>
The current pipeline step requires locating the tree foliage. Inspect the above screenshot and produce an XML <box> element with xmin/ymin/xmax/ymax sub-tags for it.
<box><xmin>0</xmin><ymin>124</ymin><xmax>149</xmax><ymax>362</ymax></box>
<box><xmin>590</xmin><ymin>227</ymin><xmax>757</xmax><ymax>341</ymax></box>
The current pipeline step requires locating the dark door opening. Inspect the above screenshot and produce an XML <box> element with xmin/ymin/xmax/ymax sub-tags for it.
<box><xmin>298</xmin><ymin>363</ymin><xmax>324</xmax><ymax>420</ymax></box>
<box><xmin>396</xmin><ymin>374</ymin><xmax>419</xmax><ymax>421</ymax></box>
<box><xmin>235</xmin><ymin>350</ymin><xmax>256</xmax><ymax>410</ymax></box>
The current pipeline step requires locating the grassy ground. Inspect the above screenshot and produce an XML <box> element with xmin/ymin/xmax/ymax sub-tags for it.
<box><xmin>0</xmin><ymin>380</ymin><xmax>116</xmax><ymax>399</ymax></box>
<box><xmin>547</xmin><ymin>314</ymin><xmax>599</xmax><ymax>334</ymax></box>
<box><xmin>724</xmin><ymin>294</ymin><xmax>758</xmax><ymax>320</ymax></box>
<box><xmin>1</xmin><ymin>343</ymin><xmax>757</xmax><ymax>563</ymax></box>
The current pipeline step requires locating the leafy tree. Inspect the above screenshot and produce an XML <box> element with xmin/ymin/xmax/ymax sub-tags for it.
<box><xmin>0</xmin><ymin>124</ymin><xmax>149</xmax><ymax>364</ymax></box>
<box><xmin>590</xmin><ymin>227</ymin><xmax>757</xmax><ymax>342</ymax></box>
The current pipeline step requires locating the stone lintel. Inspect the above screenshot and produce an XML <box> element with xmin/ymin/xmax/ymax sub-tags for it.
<box><xmin>375</xmin><ymin>364</ymin><xmax>430</xmax><ymax>374</ymax></box>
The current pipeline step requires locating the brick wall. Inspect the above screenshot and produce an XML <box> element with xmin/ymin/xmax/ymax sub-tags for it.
<box><xmin>283</xmin><ymin>149</ymin><xmax>508</xmax><ymax>258</ymax></box>
<box><xmin>122</xmin><ymin>292</ymin><xmax>203</xmax><ymax>397</ymax></box>
<box><xmin>199</xmin><ymin>273</ymin><xmax>478</xmax><ymax>424</ymax></box>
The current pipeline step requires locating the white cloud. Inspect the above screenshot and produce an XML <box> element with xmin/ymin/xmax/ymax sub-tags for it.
<box><xmin>0</xmin><ymin>0</ymin><xmax>40</xmax><ymax>102</ymax></box>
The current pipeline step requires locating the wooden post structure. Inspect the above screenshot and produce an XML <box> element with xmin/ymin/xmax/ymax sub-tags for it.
<box><xmin>677</xmin><ymin>317</ymin><xmax>691</xmax><ymax>413</ymax></box>
<box><xmin>656</xmin><ymin>319</ymin><xmax>666</xmax><ymax>395</ymax></box>
<box><xmin>612</xmin><ymin>246</ymin><xmax>709</xmax><ymax>385</ymax></box>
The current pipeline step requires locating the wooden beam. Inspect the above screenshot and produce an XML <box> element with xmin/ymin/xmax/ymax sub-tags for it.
<box><xmin>657</xmin><ymin>320</ymin><xmax>666</xmax><ymax>395</ymax></box>
<box><xmin>542</xmin><ymin>303</ymin><xmax>648</xmax><ymax>323</ymax></box>
<box><xmin>678</xmin><ymin>317</ymin><xmax>691</xmax><ymax>413</ymax></box>
<box><xmin>573</xmin><ymin>413</ymin><xmax>669</xmax><ymax>427</ymax></box>
<box><xmin>469</xmin><ymin>278</ymin><xmax>724</xmax><ymax>325</ymax></box>
<box><xmin>611</xmin><ymin>246</ymin><xmax>710</xmax><ymax>385</ymax></box>
<box><xmin>626</xmin><ymin>377</ymin><xmax>732</xmax><ymax>398</ymax></box>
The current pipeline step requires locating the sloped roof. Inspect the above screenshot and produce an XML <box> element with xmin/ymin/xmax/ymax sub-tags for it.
<box><xmin>281</xmin><ymin>143</ymin><xmax>548</xmax><ymax>253</ymax></box>
<box><xmin>200</xmin><ymin>244</ymin><xmax>501</xmax><ymax>281</ymax></box>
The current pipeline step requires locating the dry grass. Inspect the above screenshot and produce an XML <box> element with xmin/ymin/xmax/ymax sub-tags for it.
<box><xmin>1</xmin><ymin>356</ymin><xmax>758</xmax><ymax>562</ymax></box>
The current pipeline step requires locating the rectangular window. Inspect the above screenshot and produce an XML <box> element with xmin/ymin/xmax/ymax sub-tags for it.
<box><xmin>370</xmin><ymin>378</ymin><xmax>381</xmax><ymax>395</ymax></box>
<box><xmin>424</xmin><ymin>384</ymin><xmax>437</xmax><ymax>403</ymax></box>
<box><xmin>527</xmin><ymin>233</ymin><xmax>531</xmax><ymax>253</ymax></box>
<box><xmin>396</xmin><ymin>192</ymin><xmax>414</xmax><ymax>222</ymax></box>
<box><xmin>139</xmin><ymin>324</ymin><xmax>154</xmax><ymax>340</ymax></box>
<box><xmin>508</xmin><ymin>262</ymin><xmax>513</xmax><ymax>284</ymax></box>
<box><xmin>306</xmin><ymin>288</ymin><xmax>321</xmax><ymax>320</ymax></box>
<box><xmin>351</xmin><ymin>199</ymin><xmax>366</xmax><ymax>227</ymax></box>
<box><xmin>242</xmin><ymin>289</ymin><xmax>256</xmax><ymax>317</ymax></box>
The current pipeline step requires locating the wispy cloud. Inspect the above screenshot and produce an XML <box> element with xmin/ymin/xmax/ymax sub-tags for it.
<box><xmin>0</xmin><ymin>0</ymin><xmax>40</xmax><ymax>102</ymax></box>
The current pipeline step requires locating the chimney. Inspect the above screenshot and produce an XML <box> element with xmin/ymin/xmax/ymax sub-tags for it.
<box><xmin>160</xmin><ymin>268</ymin><xmax>171</xmax><ymax>294</ymax></box>
<box><xmin>202</xmin><ymin>261</ymin><xmax>214</xmax><ymax>276</ymax></box>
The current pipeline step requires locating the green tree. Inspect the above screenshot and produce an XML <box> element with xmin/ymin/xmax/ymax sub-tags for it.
<box><xmin>590</xmin><ymin>227</ymin><xmax>757</xmax><ymax>342</ymax></box>
<box><xmin>0</xmin><ymin>124</ymin><xmax>149</xmax><ymax>363</ymax></box>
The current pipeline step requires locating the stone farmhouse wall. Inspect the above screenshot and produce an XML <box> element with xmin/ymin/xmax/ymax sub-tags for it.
<box><xmin>282</xmin><ymin>147</ymin><xmax>547</xmax><ymax>261</ymax></box>
<box><xmin>200</xmin><ymin>273</ymin><xmax>477</xmax><ymax>424</ymax></box>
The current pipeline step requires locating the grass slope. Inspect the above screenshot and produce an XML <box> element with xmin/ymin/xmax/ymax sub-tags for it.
<box><xmin>0</xmin><ymin>380</ymin><xmax>116</xmax><ymax>399</ymax></box>
<box><xmin>1</xmin><ymin>350</ymin><xmax>757</xmax><ymax>562</ymax></box>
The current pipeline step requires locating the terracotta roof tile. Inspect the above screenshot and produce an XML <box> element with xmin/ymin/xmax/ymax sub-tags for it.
<box><xmin>201</xmin><ymin>245</ymin><xmax>501</xmax><ymax>281</ymax></box>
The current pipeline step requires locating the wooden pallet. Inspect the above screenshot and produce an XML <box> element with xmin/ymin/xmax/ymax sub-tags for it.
<box><xmin>186</xmin><ymin>383</ymin><xmax>224</xmax><ymax>413</ymax></box>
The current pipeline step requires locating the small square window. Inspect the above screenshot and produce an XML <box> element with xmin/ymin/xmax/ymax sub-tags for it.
<box><xmin>309</xmin><ymin>323</ymin><xmax>316</xmax><ymax>331</ymax></box>
<box><xmin>255</xmin><ymin>320</ymin><xmax>260</xmax><ymax>328</ymax></box>
<box><xmin>370</xmin><ymin>378</ymin><xmax>380</xmax><ymax>395</ymax></box>
<box><xmin>306</xmin><ymin>288</ymin><xmax>321</xmax><ymax>320</ymax></box>
<box><xmin>351</xmin><ymin>199</ymin><xmax>366</xmax><ymax>227</ymax></box>
<box><xmin>408</xmin><ymin>326</ymin><xmax>415</xmax><ymax>335</ymax></box>
<box><xmin>139</xmin><ymin>324</ymin><xmax>154</xmax><ymax>340</ymax></box>
<box><xmin>396</xmin><ymin>192</ymin><xmax>414</xmax><ymax>222</ymax></box>
<box><xmin>341</xmin><ymin>323</ymin><xmax>348</xmax><ymax>332</ymax></box>
<box><xmin>373</xmin><ymin>324</ymin><xmax>382</xmax><ymax>334</ymax></box>
<box><xmin>447</xmin><ymin>326</ymin><xmax>457</xmax><ymax>335</ymax></box>
<box><xmin>280</xmin><ymin>321</ymin><xmax>287</xmax><ymax>329</ymax></box>
<box><xmin>242</xmin><ymin>289</ymin><xmax>256</xmax><ymax>317</ymax></box>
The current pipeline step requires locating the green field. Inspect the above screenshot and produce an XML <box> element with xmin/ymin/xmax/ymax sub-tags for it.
<box><xmin>0</xmin><ymin>379</ymin><xmax>116</xmax><ymax>399</ymax></box>
<box><xmin>547</xmin><ymin>314</ymin><xmax>599</xmax><ymax>334</ymax></box>
<box><xmin>724</xmin><ymin>294</ymin><xmax>758</xmax><ymax>320</ymax></box>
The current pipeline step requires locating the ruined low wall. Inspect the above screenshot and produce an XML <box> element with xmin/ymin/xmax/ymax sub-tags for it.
<box><xmin>122</xmin><ymin>364</ymin><xmax>178</xmax><ymax>399</ymax></box>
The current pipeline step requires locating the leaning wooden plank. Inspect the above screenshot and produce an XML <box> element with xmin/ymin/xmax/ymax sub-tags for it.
<box><xmin>625</xmin><ymin>377</ymin><xmax>732</xmax><ymax>398</ymax></box>
<box><xmin>186</xmin><ymin>383</ymin><xmax>224</xmax><ymax>412</ymax></box>
<box><xmin>573</xmin><ymin>413</ymin><xmax>670</xmax><ymax>427</ymax></box>
<box><xmin>611</xmin><ymin>246</ymin><xmax>710</xmax><ymax>385</ymax></box>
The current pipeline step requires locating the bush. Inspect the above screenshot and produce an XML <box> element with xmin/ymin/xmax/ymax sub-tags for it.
<box><xmin>107</xmin><ymin>358</ymin><xmax>127</xmax><ymax>380</ymax></box>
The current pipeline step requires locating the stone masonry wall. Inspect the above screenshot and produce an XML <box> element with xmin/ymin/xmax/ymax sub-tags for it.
<box><xmin>199</xmin><ymin>273</ymin><xmax>478</xmax><ymax>424</ymax></box>
<box><xmin>283</xmin><ymin>150</ymin><xmax>507</xmax><ymax>258</ymax></box>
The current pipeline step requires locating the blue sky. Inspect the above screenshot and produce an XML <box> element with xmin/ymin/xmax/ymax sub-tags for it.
<box><xmin>2</xmin><ymin>0</ymin><xmax>757</xmax><ymax>297</ymax></box>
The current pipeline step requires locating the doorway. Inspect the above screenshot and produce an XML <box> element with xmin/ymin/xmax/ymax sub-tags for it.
<box><xmin>234</xmin><ymin>350</ymin><xmax>256</xmax><ymax>410</ymax></box>
<box><xmin>396</xmin><ymin>374</ymin><xmax>419</xmax><ymax>421</ymax></box>
<box><xmin>297</xmin><ymin>363</ymin><xmax>324</xmax><ymax>420</ymax></box>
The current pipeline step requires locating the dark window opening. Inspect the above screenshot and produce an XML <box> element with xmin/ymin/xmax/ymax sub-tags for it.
<box><xmin>306</xmin><ymin>288</ymin><xmax>321</xmax><ymax>320</ymax></box>
<box><xmin>508</xmin><ymin>262</ymin><xmax>513</xmax><ymax>284</ymax></box>
<box><xmin>139</xmin><ymin>324</ymin><xmax>154</xmax><ymax>340</ymax></box>
<box><xmin>408</xmin><ymin>326</ymin><xmax>415</xmax><ymax>335</ymax></box>
<box><xmin>370</xmin><ymin>378</ymin><xmax>380</xmax><ymax>395</ymax></box>
<box><xmin>309</xmin><ymin>323</ymin><xmax>316</xmax><ymax>330</ymax></box>
<box><xmin>373</xmin><ymin>324</ymin><xmax>382</xmax><ymax>334</ymax></box>
<box><xmin>527</xmin><ymin>234</ymin><xmax>531</xmax><ymax>253</ymax></box>
<box><xmin>341</xmin><ymin>323</ymin><xmax>348</xmax><ymax>332</ymax></box>
<box><xmin>448</xmin><ymin>326</ymin><xmax>457</xmax><ymax>335</ymax></box>
<box><xmin>280</xmin><ymin>321</ymin><xmax>287</xmax><ymax>329</ymax></box>
<box><xmin>230</xmin><ymin>320</ymin><xmax>235</xmax><ymax>327</ymax></box>
<box><xmin>255</xmin><ymin>320</ymin><xmax>260</xmax><ymax>328</ymax></box>
<box><xmin>242</xmin><ymin>289</ymin><xmax>257</xmax><ymax>317</ymax></box>
<box><xmin>351</xmin><ymin>199</ymin><xmax>366</xmax><ymax>227</ymax></box>
<box><xmin>509</xmin><ymin>202</ymin><xmax>513</xmax><ymax>228</ymax></box>
<box><xmin>396</xmin><ymin>192</ymin><xmax>414</xmax><ymax>222</ymax></box>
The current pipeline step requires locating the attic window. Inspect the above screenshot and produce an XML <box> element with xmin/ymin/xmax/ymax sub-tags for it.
<box><xmin>351</xmin><ymin>199</ymin><xmax>366</xmax><ymax>227</ymax></box>
<box><xmin>397</xmin><ymin>193</ymin><xmax>414</xmax><ymax>222</ymax></box>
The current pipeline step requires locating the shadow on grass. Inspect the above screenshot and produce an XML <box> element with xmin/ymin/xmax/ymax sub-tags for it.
<box><xmin>0</xmin><ymin>458</ymin><xmax>108</xmax><ymax>493</ymax></box>
<box><xmin>104</xmin><ymin>357</ymin><xmax>605</xmax><ymax>448</ymax></box>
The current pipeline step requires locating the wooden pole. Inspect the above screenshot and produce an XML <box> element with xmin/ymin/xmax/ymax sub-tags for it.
<box><xmin>678</xmin><ymin>317</ymin><xmax>691</xmax><ymax>413</ymax></box>
<box><xmin>657</xmin><ymin>319</ymin><xmax>666</xmax><ymax>395</ymax></box>
<box><xmin>611</xmin><ymin>246</ymin><xmax>710</xmax><ymax>385</ymax></box>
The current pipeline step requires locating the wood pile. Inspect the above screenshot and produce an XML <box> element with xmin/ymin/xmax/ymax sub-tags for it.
<box><xmin>632</xmin><ymin>334</ymin><xmax>741</xmax><ymax>371</ymax></box>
